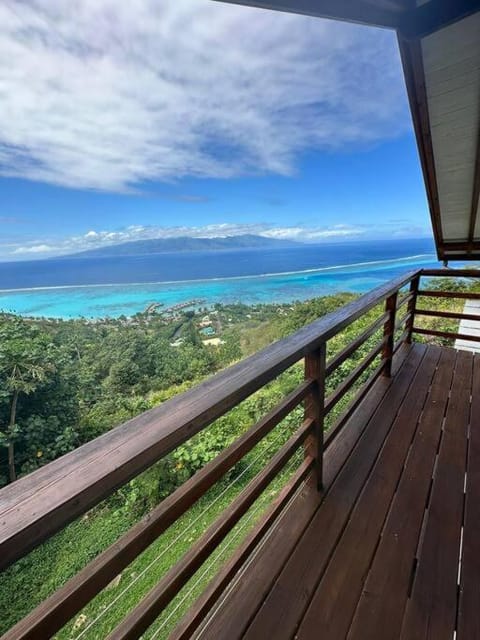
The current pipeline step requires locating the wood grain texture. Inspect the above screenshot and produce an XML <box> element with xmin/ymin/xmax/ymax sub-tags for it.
<box><xmin>406</xmin><ymin>275</ymin><xmax>420</xmax><ymax>343</ymax></box>
<box><xmin>383</xmin><ymin>292</ymin><xmax>398</xmax><ymax>377</ymax></box>
<box><xmin>414</xmin><ymin>326</ymin><xmax>480</xmax><ymax>342</ymax></box>
<box><xmin>457</xmin><ymin>354</ymin><xmax>480</xmax><ymax>640</ymax></box>
<box><xmin>240</xmin><ymin>345</ymin><xmax>428</xmax><ymax>640</ymax></box>
<box><xmin>348</xmin><ymin>348</ymin><xmax>456</xmax><ymax>640</ymax></box>
<box><xmin>170</xmin><ymin>457</ymin><xmax>314</xmax><ymax>640</ymax></box>
<box><xmin>304</xmin><ymin>346</ymin><xmax>326</xmax><ymax>489</ymax></box>
<box><xmin>418</xmin><ymin>289</ymin><xmax>480</xmax><ymax>300</ymax></box>
<box><xmin>190</xmin><ymin>346</ymin><xmax>414</xmax><ymax>640</ymax></box>
<box><xmin>324</xmin><ymin>340</ymin><xmax>385</xmax><ymax>414</ymax></box>
<box><xmin>194</xmin><ymin>345</ymin><xmax>476</xmax><ymax>640</ymax></box>
<box><xmin>325</xmin><ymin>312</ymin><xmax>388</xmax><ymax>377</ymax></box>
<box><xmin>107</xmin><ymin>420</ymin><xmax>313</xmax><ymax>640</ymax></box>
<box><xmin>420</xmin><ymin>268</ymin><xmax>480</xmax><ymax>277</ymax></box>
<box><xmin>400</xmin><ymin>350</ymin><xmax>472</xmax><ymax>640</ymax></box>
<box><xmin>295</xmin><ymin>346</ymin><xmax>441</xmax><ymax>640</ymax></box>
<box><xmin>1</xmin><ymin>381</ymin><xmax>313</xmax><ymax>640</ymax></box>
<box><xmin>415</xmin><ymin>308</ymin><xmax>480</xmax><ymax>322</ymax></box>
<box><xmin>0</xmin><ymin>270</ymin><xmax>418</xmax><ymax>570</ymax></box>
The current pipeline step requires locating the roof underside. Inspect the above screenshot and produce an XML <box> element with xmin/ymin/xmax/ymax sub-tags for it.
<box><xmin>215</xmin><ymin>0</ymin><xmax>480</xmax><ymax>260</ymax></box>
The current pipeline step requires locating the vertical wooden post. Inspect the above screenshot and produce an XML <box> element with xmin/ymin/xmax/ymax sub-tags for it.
<box><xmin>304</xmin><ymin>344</ymin><xmax>326</xmax><ymax>491</ymax></box>
<box><xmin>382</xmin><ymin>292</ymin><xmax>398</xmax><ymax>378</ymax></box>
<box><xmin>406</xmin><ymin>274</ymin><xmax>420</xmax><ymax>344</ymax></box>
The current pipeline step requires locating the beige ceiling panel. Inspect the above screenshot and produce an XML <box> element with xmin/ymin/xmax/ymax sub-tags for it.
<box><xmin>422</xmin><ymin>13</ymin><xmax>480</xmax><ymax>243</ymax></box>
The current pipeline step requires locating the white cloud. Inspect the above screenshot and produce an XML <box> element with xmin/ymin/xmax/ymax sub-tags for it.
<box><xmin>12</xmin><ymin>243</ymin><xmax>54</xmax><ymax>254</ymax></box>
<box><xmin>0</xmin><ymin>0</ymin><xmax>408</xmax><ymax>191</ymax></box>
<box><xmin>3</xmin><ymin>222</ymin><xmax>369</xmax><ymax>258</ymax></box>
<box><xmin>262</xmin><ymin>224</ymin><xmax>365</xmax><ymax>240</ymax></box>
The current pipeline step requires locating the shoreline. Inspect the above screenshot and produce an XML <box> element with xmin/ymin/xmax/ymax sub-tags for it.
<box><xmin>0</xmin><ymin>253</ymin><xmax>436</xmax><ymax>294</ymax></box>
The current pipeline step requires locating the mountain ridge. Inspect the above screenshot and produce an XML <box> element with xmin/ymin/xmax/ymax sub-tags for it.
<box><xmin>66</xmin><ymin>234</ymin><xmax>302</xmax><ymax>258</ymax></box>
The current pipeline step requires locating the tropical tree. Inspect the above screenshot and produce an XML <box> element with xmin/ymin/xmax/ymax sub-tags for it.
<box><xmin>0</xmin><ymin>318</ymin><xmax>56</xmax><ymax>482</ymax></box>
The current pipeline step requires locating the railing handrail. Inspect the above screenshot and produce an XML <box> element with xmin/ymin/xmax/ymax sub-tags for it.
<box><xmin>0</xmin><ymin>268</ymin><xmax>419</xmax><ymax>570</ymax></box>
<box><xmin>420</xmin><ymin>268</ymin><xmax>480</xmax><ymax>277</ymax></box>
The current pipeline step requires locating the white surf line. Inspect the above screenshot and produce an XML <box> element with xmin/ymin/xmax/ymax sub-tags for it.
<box><xmin>0</xmin><ymin>254</ymin><xmax>437</xmax><ymax>295</ymax></box>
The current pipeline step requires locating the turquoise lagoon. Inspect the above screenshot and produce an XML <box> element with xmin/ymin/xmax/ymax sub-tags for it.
<box><xmin>0</xmin><ymin>253</ymin><xmax>441</xmax><ymax>319</ymax></box>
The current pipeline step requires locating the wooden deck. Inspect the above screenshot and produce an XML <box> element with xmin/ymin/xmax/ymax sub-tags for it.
<box><xmin>182</xmin><ymin>343</ymin><xmax>478</xmax><ymax>640</ymax></box>
<box><xmin>5</xmin><ymin>270</ymin><xmax>480</xmax><ymax>640</ymax></box>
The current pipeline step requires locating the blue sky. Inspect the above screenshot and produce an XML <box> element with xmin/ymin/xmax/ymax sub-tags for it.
<box><xmin>0</xmin><ymin>1</ymin><xmax>431</xmax><ymax>260</ymax></box>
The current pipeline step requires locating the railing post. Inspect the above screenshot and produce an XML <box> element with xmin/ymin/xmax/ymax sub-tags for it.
<box><xmin>382</xmin><ymin>292</ymin><xmax>398</xmax><ymax>377</ymax></box>
<box><xmin>406</xmin><ymin>274</ymin><xmax>420</xmax><ymax>344</ymax></box>
<box><xmin>304</xmin><ymin>344</ymin><xmax>326</xmax><ymax>491</ymax></box>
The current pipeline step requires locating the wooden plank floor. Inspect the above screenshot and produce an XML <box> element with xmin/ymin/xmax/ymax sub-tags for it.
<box><xmin>174</xmin><ymin>344</ymin><xmax>478</xmax><ymax>640</ymax></box>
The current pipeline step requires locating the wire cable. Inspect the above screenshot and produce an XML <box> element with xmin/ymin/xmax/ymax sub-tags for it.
<box><xmin>148</xmin><ymin>449</ymin><xmax>304</xmax><ymax>639</ymax></box>
<box><xmin>75</xmin><ymin>427</ymin><xmax>289</xmax><ymax>639</ymax></box>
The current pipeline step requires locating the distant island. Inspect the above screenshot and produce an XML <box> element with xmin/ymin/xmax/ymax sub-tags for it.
<box><xmin>67</xmin><ymin>234</ymin><xmax>301</xmax><ymax>258</ymax></box>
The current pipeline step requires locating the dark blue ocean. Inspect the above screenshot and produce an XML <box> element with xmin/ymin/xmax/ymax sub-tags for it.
<box><xmin>0</xmin><ymin>238</ymin><xmax>444</xmax><ymax>318</ymax></box>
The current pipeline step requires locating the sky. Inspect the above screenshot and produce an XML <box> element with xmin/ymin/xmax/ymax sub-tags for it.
<box><xmin>0</xmin><ymin>0</ymin><xmax>432</xmax><ymax>261</ymax></box>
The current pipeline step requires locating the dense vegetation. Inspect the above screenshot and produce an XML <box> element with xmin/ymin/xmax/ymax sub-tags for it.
<box><xmin>0</xmin><ymin>293</ymin><xmax>358</xmax><ymax>486</ymax></box>
<box><xmin>0</xmin><ymin>277</ymin><xmax>476</xmax><ymax>637</ymax></box>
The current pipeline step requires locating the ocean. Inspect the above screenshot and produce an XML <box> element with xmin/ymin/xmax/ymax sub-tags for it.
<box><xmin>0</xmin><ymin>238</ymin><xmax>446</xmax><ymax>319</ymax></box>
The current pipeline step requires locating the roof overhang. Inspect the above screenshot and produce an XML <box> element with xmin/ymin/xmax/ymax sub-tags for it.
<box><xmin>214</xmin><ymin>0</ymin><xmax>480</xmax><ymax>261</ymax></box>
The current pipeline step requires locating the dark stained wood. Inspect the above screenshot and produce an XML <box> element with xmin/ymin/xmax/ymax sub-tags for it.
<box><xmin>415</xmin><ymin>308</ymin><xmax>480</xmax><ymax>322</ymax></box>
<box><xmin>304</xmin><ymin>346</ymin><xmax>326</xmax><ymax>489</ymax></box>
<box><xmin>239</xmin><ymin>345</ymin><xmax>429</xmax><ymax>640</ymax></box>
<box><xmin>324</xmin><ymin>340</ymin><xmax>385</xmax><ymax>414</ymax></box>
<box><xmin>420</xmin><ymin>268</ymin><xmax>480</xmax><ymax>278</ymax></box>
<box><xmin>393</xmin><ymin>328</ymin><xmax>409</xmax><ymax>353</ymax></box>
<box><xmin>457</xmin><ymin>355</ymin><xmax>480</xmax><ymax>640</ymax></box>
<box><xmin>414</xmin><ymin>327</ymin><xmax>480</xmax><ymax>343</ymax></box>
<box><xmin>348</xmin><ymin>348</ymin><xmax>456</xmax><ymax>640</ymax></box>
<box><xmin>191</xmin><ymin>345</ymin><xmax>416</xmax><ymax>640</ymax></box>
<box><xmin>217</xmin><ymin>0</ymin><xmax>480</xmax><ymax>39</ymax></box>
<box><xmin>400</xmin><ymin>0</ymin><xmax>480</xmax><ymax>38</ymax></box>
<box><xmin>189</xmin><ymin>344</ymin><xmax>477</xmax><ymax>640</ymax></box>
<box><xmin>0</xmin><ymin>270</ymin><xmax>418</xmax><ymax>571</ymax></box>
<box><xmin>323</xmin><ymin>344</ymin><xmax>412</xmax><ymax>460</ymax></box>
<box><xmin>398</xmin><ymin>35</ymin><xmax>443</xmax><ymax>256</ymax></box>
<box><xmin>7</xmin><ymin>265</ymin><xmax>480</xmax><ymax>639</ymax></box>
<box><xmin>406</xmin><ymin>274</ymin><xmax>420</xmax><ymax>343</ymax></box>
<box><xmin>325</xmin><ymin>311</ymin><xmax>388</xmax><ymax>377</ymax></box>
<box><xmin>442</xmin><ymin>252</ymin><xmax>480</xmax><ymax>260</ymax></box>
<box><xmin>0</xmin><ymin>381</ymin><xmax>313</xmax><ymax>640</ymax></box>
<box><xmin>183</xmin><ymin>344</ymin><xmax>475</xmax><ymax>640</ymax></box>
<box><xmin>400</xmin><ymin>350</ymin><xmax>472</xmax><ymax>640</ymax></box>
<box><xmin>107</xmin><ymin>419</ymin><xmax>313</xmax><ymax>640</ymax></box>
<box><xmin>396</xmin><ymin>291</ymin><xmax>414</xmax><ymax>311</ymax></box>
<box><xmin>382</xmin><ymin>292</ymin><xmax>398</xmax><ymax>377</ymax></box>
<box><xmin>395</xmin><ymin>310</ymin><xmax>411</xmax><ymax>333</ymax></box>
<box><xmin>170</xmin><ymin>456</ymin><xmax>314</xmax><ymax>640</ymax></box>
<box><xmin>418</xmin><ymin>289</ymin><xmax>480</xmax><ymax>300</ymax></box>
<box><xmin>438</xmin><ymin>242</ymin><xmax>480</xmax><ymax>258</ymax></box>
<box><xmin>323</xmin><ymin>359</ymin><xmax>385</xmax><ymax>448</ymax></box>
<box><xmin>188</xmin><ymin>470</ymin><xmax>322</xmax><ymax>640</ymax></box>
<box><xmin>294</xmin><ymin>346</ymin><xmax>442</xmax><ymax>640</ymax></box>
<box><xmin>213</xmin><ymin>0</ymin><xmax>402</xmax><ymax>29</ymax></box>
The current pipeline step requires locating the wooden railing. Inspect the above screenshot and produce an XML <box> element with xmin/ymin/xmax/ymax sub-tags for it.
<box><xmin>1</xmin><ymin>267</ymin><xmax>479</xmax><ymax>639</ymax></box>
<box><xmin>411</xmin><ymin>268</ymin><xmax>480</xmax><ymax>343</ymax></box>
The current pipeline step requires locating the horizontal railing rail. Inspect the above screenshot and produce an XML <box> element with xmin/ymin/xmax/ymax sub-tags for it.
<box><xmin>0</xmin><ymin>269</ymin><xmax>418</xmax><ymax>572</ymax></box>
<box><xmin>414</xmin><ymin>327</ymin><xmax>480</xmax><ymax>342</ymax></box>
<box><xmin>412</xmin><ymin>268</ymin><xmax>480</xmax><ymax>343</ymax></box>
<box><xmin>415</xmin><ymin>308</ymin><xmax>480</xmax><ymax>322</ymax></box>
<box><xmin>109</xmin><ymin>420</ymin><xmax>314</xmax><ymax>640</ymax></box>
<box><xmin>5</xmin><ymin>266</ymin><xmax>480</xmax><ymax>639</ymax></box>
